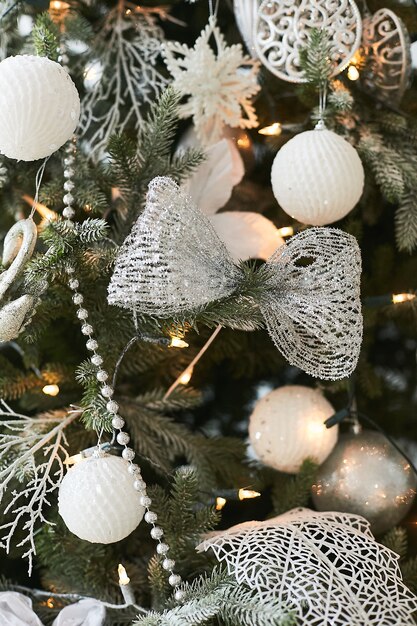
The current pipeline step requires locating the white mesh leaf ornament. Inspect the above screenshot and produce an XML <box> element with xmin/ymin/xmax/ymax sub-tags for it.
<box><xmin>162</xmin><ymin>17</ymin><xmax>260</xmax><ymax>146</ymax></box>
<box><xmin>108</xmin><ymin>177</ymin><xmax>241</xmax><ymax>316</ymax></box>
<box><xmin>197</xmin><ymin>508</ymin><xmax>417</xmax><ymax>626</ymax></box>
<box><xmin>261</xmin><ymin>227</ymin><xmax>363</xmax><ymax>379</ymax></box>
<box><xmin>108</xmin><ymin>177</ymin><xmax>363</xmax><ymax>379</ymax></box>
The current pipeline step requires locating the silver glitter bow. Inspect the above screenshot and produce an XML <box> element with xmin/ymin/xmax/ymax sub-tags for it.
<box><xmin>108</xmin><ymin>177</ymin><xmax>363</xmax><ymax>380</ymax></box>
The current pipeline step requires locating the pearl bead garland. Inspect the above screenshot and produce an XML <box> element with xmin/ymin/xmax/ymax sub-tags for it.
<box><xmin>61</xmin><ymin>138</ymin><xmax>183</xmax><ymax>600</ymax></box>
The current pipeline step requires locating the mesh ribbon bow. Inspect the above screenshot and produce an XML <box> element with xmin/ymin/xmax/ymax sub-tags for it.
<box><xmin>108</xmin><ymin>176</ymin><xmax>363</xmax><ymax>380</ymax></box>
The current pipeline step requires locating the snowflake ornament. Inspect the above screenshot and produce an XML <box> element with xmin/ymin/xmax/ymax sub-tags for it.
<box><xmin>162</xmin><ymin>17</ymin><xmax>260</xmax><ymax>146</ymax></box>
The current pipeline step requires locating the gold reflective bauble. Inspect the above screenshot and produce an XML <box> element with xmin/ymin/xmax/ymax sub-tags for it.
<box><xmin>312</xmin><ymin>430</ymin><xmax>417</xmax><ymax>534</ymax></box>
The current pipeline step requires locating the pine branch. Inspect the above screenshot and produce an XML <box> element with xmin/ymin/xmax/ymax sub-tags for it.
<box><xmin>395</xmin><ymin>191</ymin><xmax>417</xmax><ymax>253</ymax></box>
<box><xmin>271</xmin><ymin>459</ymin><xmax>318</xmax><ymax>516</ymax></box>
<box><xmin>32</xmin><ymin>13</ymin><xmax>60</xmax><ymax>61</ymax></box>
<box><xmin>299</xmin><ymin>28</ymin><xmax>333</xmax><ymax>87</ymax></box>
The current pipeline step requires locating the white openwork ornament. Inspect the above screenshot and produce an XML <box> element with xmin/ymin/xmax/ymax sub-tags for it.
<box><xmin>360</xmin><ymin>8</ymin><xmax>411</xmax><ymax>104</ymax></box>
<box><xmin>198</xmin><ymin>508</ymin><xmax>417</xmax><ymax>625</ymax></box>
<box><xmin>254</xmin><ymin>0</ymin><xmax>362</xmax><ymax>83</ymax></box>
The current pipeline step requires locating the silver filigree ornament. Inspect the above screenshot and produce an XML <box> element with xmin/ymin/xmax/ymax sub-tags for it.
<box><xmin>254</xmin><ymin>0</ymin><xmax>362</xmax><ymax>83</ymax></box>
<box><xmin>0</xmin><ymin>218</ymin><xmax>38</xmax><ymax>342</ymax></box>
<box><xmin>108</xmin><ymin>176</ymin><xmax>363</xmax><ymax>380</ymax></box>
<box><xmin>360</xmin><ymin>8</ymin><xmax>412</xmax><ymax>105</ymax></box>
<box><xmin>197</xmin><ymin>508</ymin><xmax>417</xmax><ymax>626</ymax></box>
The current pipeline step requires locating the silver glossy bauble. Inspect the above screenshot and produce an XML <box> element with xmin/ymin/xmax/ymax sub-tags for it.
<box><xmin>312</xmin><ymin>430</ymin><xmax>417</xmax><ymax>534</ymax></box>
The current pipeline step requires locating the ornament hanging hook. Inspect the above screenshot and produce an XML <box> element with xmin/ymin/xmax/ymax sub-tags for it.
<box><xmin>30</xmin><ymin>157</ymin><xmax>50</xmax><ymax>219</ymax></box>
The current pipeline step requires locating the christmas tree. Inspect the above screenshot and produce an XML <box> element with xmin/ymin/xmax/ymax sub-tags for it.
<box><xmin>1</xmin><ymin>0</ymin><xmax>417</xmax><ymax>624</ymax></box>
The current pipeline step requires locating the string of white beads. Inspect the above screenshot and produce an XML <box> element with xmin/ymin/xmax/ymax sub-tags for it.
<box><xmin>62</xmin><ymin>139</ymin><xmax>184</xmax><ymax>603</ymax></box>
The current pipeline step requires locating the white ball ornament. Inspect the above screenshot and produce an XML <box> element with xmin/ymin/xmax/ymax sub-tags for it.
<box><xmin>271</xmin><ymin>128</ymin><xmax>364</xmax><ymax>226</ymax></box>
<box><xmin>0</xmin><ymin>55</ymin><xmax>80</xmax><ymax>161</ymax></box>
<box><xmin>58</xmin><ymin>454</ymin><xmax>145</xmax><ymax>543</ymax></box>
<box><xmin>248</xmin><ymin>385</ymin><xmax>338</xmax><ymax>473</ymax></box>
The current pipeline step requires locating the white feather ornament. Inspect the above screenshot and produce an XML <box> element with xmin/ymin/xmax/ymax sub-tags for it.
<box><xmin>182</xmin><ymin>138</ymin><xmax>244</xmax><ymax>215</ymax></box>
<box><xmin>209</xmin><ymin>212</ymin><xmax>284</xmax><ymax>262</ymax></box>
<box><xmin>58</xmin><ymin>454</ymin><xmax>145</xmax><ymax>544</ymax></box>
<box><xmin>271</xmin><ymin>128</ymin><xmax>365</xmax><ymax>226</ymax></box>
<box><xmin>0</xmin><ymin>55</ymin><xmax>80</xmax><ymax>161</ymax></box>
<box><xmin>197</xmin><ymin>508</ymin><xmax>417</xmax><ymax>626</ymax></box>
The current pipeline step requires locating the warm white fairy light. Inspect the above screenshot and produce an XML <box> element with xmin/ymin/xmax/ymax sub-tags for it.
<box><xmin>276</xmin><ymin>226</ymin><xmax>294</xmax><ymax>238</ymax></box>
<box><xmin>179</xmin><ymin>367</ymin><xmax>193</xmax><ymax>385</ymax></box>
<box><xmin>392</xmin><ymin>293</ymin><xmax>416</xmax><ymax>304</ymax></box>
<box><xmin>42</xmin><ymin>384</ymin><xmax>60</xmax><ymax>396</ymax></box>
<box><xmin>169</xmin><ymin>336</ymin><xmax>189</xmax><ymax>348</ymax></box>
<box><xmin>216</xmin><ymin>497</ymin><xmax>227</xmax><ymax>511</ymax></box>
<box><xmin>118</xmin><ymin>563</ymin><xmax>136</xmax><ymax>605</ymax></box>
<box><xmin>258</xmin><ymin>122</ymin><xmax>282</xmax><ymax>136</ymax></box>
<box><xmin>22</xmin><ymin>194</ymin><xmax>58</xmax><ymax>224</ymax></box>
<box><xmin>347</xmin><ymin>65</ymin><xmax>360</xmax><ymax>81</ymax></box>
<box><xmin>238</xmin><ymin>488</ymin><xmax>261</xmax><ymax>501</ymax></box>
<box><xmin>118</xmin><ymin>563</ymin><xmax>130</xmax><ymax>586</ymax></box>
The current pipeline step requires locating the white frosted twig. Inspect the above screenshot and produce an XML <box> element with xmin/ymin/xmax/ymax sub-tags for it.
<box><xmin>0</xmin><ymin>404</ymin><xmax>81</xmax><ymax>573</ymax></box>
<box><xmin>79</xmin><ymin>3</ymin><xmax>168</xmax><ymax>160</ymax></box>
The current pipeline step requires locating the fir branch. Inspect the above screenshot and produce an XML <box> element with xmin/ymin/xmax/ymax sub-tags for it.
<box><xmin>299</xmin><ymin>28</ymin><xmax>333</xmax><ymax>87</ymax></box>
<box><xmin>32</xmin><ymin>13</ymin><xmax>60</xmax><ymax>61</ymax></box>
<box><xmin>395</xmin><ymin>191</ymin><xmax>417</xmax><ymax>253</ymax></box>
<box><xmin>381</xmin><ymin>526</ymin><xmax>408</xmax><ymax>558</ymax></box>
<box><xmin>271</xmin><ymin>459</ymin><xmax>318</xmax><ymax>516</ymax></box>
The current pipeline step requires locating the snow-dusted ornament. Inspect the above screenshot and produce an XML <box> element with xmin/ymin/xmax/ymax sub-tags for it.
<box><xmin>312</xmin><ymin>430</ymin><xmax>417</xmax><ymax>534</ymax></box>
<box><xmin>198</xmin><ymin>508</ymin><xmax>417</xmax><ymax>626</ymax></box>
<box><xmin>80</xmin><ymin>6</ymin><xmax>168</xmax><ymax>160</ymax></box>
<box><xmin>360</xmin><ymin>8</ymin><xmax>412</xmax><ymax>105</ymax></box>
<box><xmin>249</xmin><ymin>385</ymin><xmax>337</xmax><ymax>473</ymax></box>
<box><xmin>0</xmin><ymin>218</ymin><xmax>38</xmax><ymax>342</ymax></box>
<box><xmin>0</xmin><ymin>55</ymin><xmax>80</xmax><ymax>161</ymax></box>
<box><xmin>233</xmin><ymin>0</ymin><xmax>258</xmax><ymax>57</ymax></box>
<box><xmin>255</xmin><ymin>0</ymin><xmax>362</xmax><ymax>83</ymax></box>
<box><xmin>108</xmin><ymin>176</ymin><xmax>362</xmax><ymax>380</ymax></box>
<box><xmin>162</xmin><ymin>17</ymin><xmax>260</xmax><ymax>146</ymax></box>
<box><xmin>59</xmin><ymin>453</ymin><xmax>145</xmax><ymax>543</ymax></box>
<box><xmin>271</xmin><ymin>127</ymin><xmax>365</xmax><ymax>225</ymax></box>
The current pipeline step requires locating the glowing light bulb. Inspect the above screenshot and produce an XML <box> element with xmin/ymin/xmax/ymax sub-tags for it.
<box><xmin>258</xmin><ymin>122</ymin><xmax>282</xmax><ymax>137</ymax></box>
<box><xmin>42</xmin><ymin>384</ymin><xmax>60</xmax><ymax>397</ymax></box>
<box><xmin>276</xmin><ymin>226</ymin><xmax>294</xmax><ymax>238</ymax></box>
<box><xmin>237</xmin><ymin>134</ymin><xmax>251</xmax><ymax>149</ymax></box>
<box><xmin>347</xmin><ymin>65</ymin><xmax>360</xmax><ymax>81</ymax></box>
<box><xmin>22</xmin><ymin>194</ymin><xmax>58</xmax><ymax>224</ymax></box>
<box><xmin>179</xmin><ymin>367</ymin><xmax>193</xmax><ymax>385</ymax></box>
<box><xmin>65</xmin><ymin>453</ymin><xmax>83</xmax><ymax>465</ymax></box>
<box><xmin>170</xmin><ymin>336</ymin><xmax>189</xmax><ymax>349</ymax></box>
<box><xmin>118</xmin><ymin>563</ymin><xmax>130</xmax><ymax>586</ymax></box>
<box><xmin>392</xmin><ymin>293</ymin><xmax>416</xmax><ymax>304</ymax></box>
<box><xmin>216</xmin><ymin>497</ymin><xmax>227</xmax><ymax>511</ymax></box>
<box><xmin>238</xmin><ymin>488</ymin><xmax>261</xmax><ymax>501</ymax></box>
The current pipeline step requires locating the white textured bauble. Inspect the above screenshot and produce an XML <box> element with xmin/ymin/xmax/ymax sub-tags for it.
<box><xmin>271</xmin><ymin>129</ymin><xmax>364</xmax><ymax>226</ymax></box>
<box><xmin>58</xmin><ymin>455</ymin><xmax>145</xmax><ymax>543</ymax></box>
<box><xmin>0</xmin><ymin>55</ymin><xmax>80</xmax><ymax>161</ymax></box>
<box><xmin>248</xmin><ymin>385</ymin><xmax>337</xmax><ymax>473</ymax></box>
